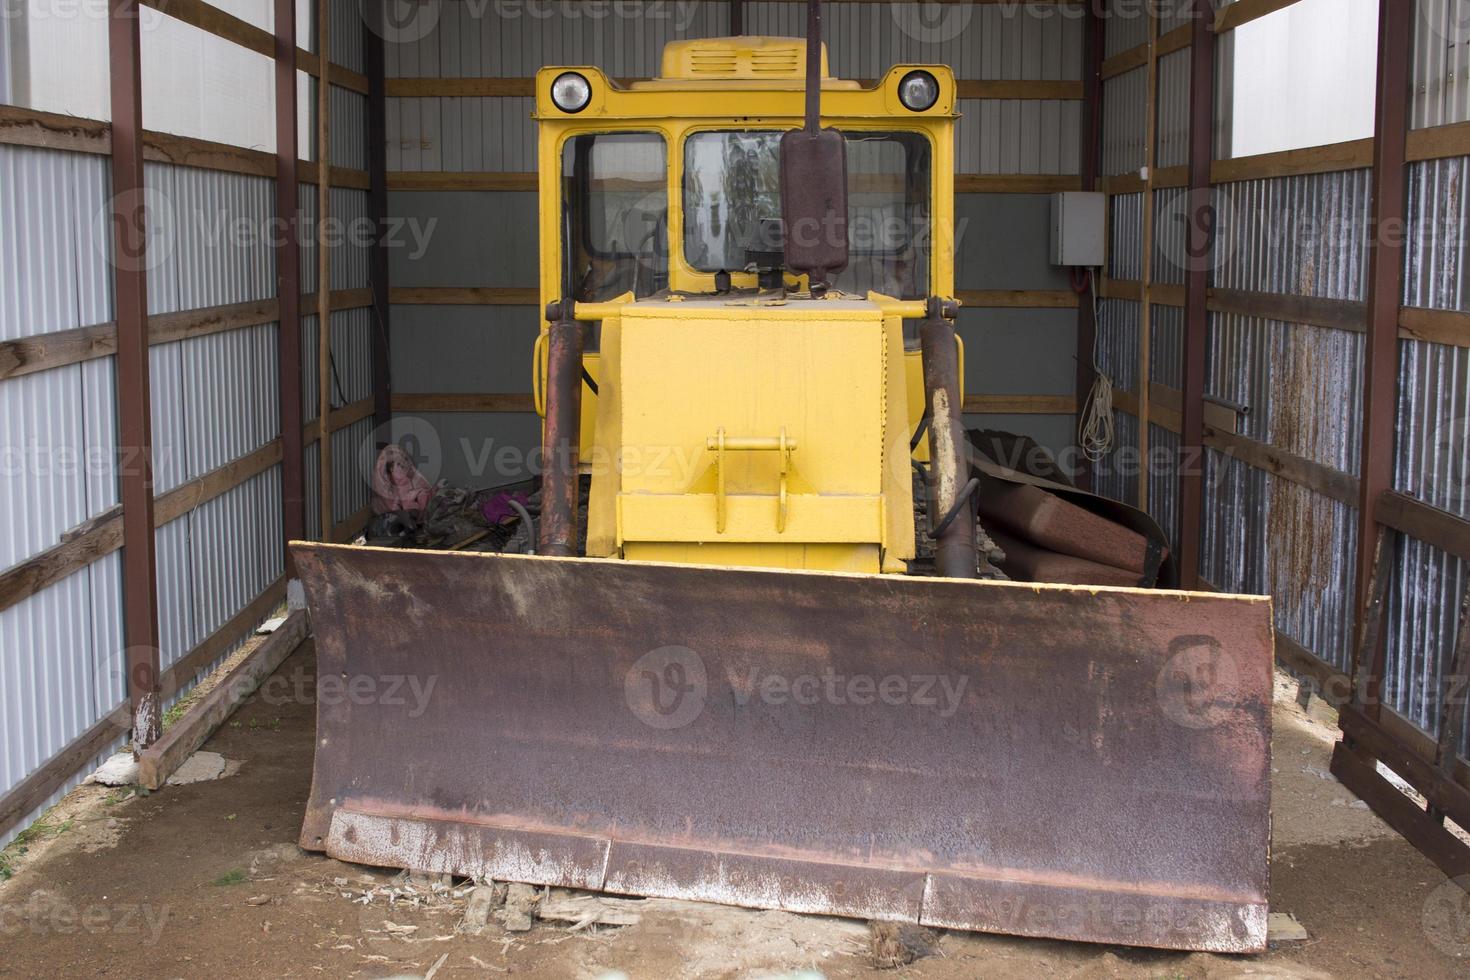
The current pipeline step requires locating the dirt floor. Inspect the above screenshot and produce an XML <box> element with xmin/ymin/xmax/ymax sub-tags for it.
<box><xmin>1</xmin><ymin>641</ymin><xmax>1468</xmax><ymax>979</ymax></box>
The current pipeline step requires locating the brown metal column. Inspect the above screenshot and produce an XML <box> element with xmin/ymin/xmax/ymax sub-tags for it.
<box><xmin>276</xmin><ymin>0</ymin><xmax>305</xmax><ymax>558</ymax></box>
<box><xmin>316</xmin><ymin>0</ymin><xmax>334</xmax><ymax>540</ymax></box>
<box><xmin>729</xmin><ymin>0</ymin><xmax>743</xmax><ymax>35</ymax></box>
<box><xmin>539</xmin><ymin>305</ymin><xmax>583</xmax><ymax>557</ymax></box>
<box><xmin>1177</xmin><ymin>6</ymin><xmax>1216</xmax><ymax>590</ymax></box>
<box><xmin>1073</xmin><ymin>2</ymin><xmax>1102</xmax><ymax>489</ymax></box>
<box><xmin>365</xmin><ymin>1</ymin><xmax>391</xmax><ymax>428</ymax></box>
<box><xmin>108</xmin><ymin>0</ymin><xmax>162</xmax><ymax>747</ymax></box>
<box><xmin>1354</xmin><ymin>0</ymin><xmax>1413</xmax><ymax>716</ymax></box>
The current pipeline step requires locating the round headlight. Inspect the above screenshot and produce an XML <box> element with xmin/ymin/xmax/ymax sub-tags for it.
<box><xmin>551</xmin><ymin>72</ymin><xmax>591</xmax><ymax>113</ymax></box>
<box><xmin>897</xmin><ymin>70</ymin><xmax>940</xmax><ymax>112</ymax></box>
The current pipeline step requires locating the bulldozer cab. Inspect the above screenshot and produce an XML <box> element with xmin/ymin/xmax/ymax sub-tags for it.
<box><xmin>292</xmin><ymin>26</ymin><xmax>1275</xmax><ymax>956</ymax></box>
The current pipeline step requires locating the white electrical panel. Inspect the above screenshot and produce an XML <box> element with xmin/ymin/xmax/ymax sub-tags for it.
<box><xmin>1049</xmin><ymin>192</ymin><xmax>1106</xmax><ymax>267</ymax></box>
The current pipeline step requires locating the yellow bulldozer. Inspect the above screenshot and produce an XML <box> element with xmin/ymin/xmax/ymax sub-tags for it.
<box><xmin>292</xmin><ymin>4</ymin><xmax>1275</xmax><ymax>953</ymax></box>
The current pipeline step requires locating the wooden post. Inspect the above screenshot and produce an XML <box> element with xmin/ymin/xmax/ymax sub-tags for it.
<box><xmin>276</xmin><ymin>0</ymin><xmax>305</xmax><ymax>559</ymax></box>
<box><xmin>1177</xmin><ymin>4</ymin><xmax>1216</xmax><ymax>589</ymax></box>
<box><xmin>107</xmin><ymin>0</ymin><xmax>163</xmax><ymax>747</ymax></box>
<box><xmin>1137</xmin><ymin>7</ymin><xmax>1158</xmax><ymax>512</ymax></box>
<box><xmin>365</xmin><ymin>0</ymin><xmax>391</xmax><ymax>429</ymax></box>
<box><xmin>1355</xmin><ymin>0</ymin><xmax>1413</xmax><ymax>703</ymax></box>
<box><xmin>316</xmin><ymin>0</ymin><xmax>333</xmax><ymax>539</ymax></box>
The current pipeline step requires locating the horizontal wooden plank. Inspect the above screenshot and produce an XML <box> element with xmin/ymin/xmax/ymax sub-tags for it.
<box><xmin>304</xmin><ymin>397</ymin><xmax>377</xmax><ymax>446</ymax></box>
<box><xmin>1208</xmin><ymin>288</ymin><xmax>1367</xmax><ymax>333</ymax></box>
<box><xmin>389</xmin><ymin>287</ymin><xmax>540</xmax><ymax>306</ymax></box>
<box><xmin>144</xmin><ymin>601</ymin><xmax>306</xmax><ymax>789</ymax></box>
<box><xmin>962</xmin><ymin>394</ymin><xmax>1076</xmax><ymax>415</ymax></box>
<box><xmin>0</xmin><ymin>705</ymin><xmax>129</xmax><ymax>842</ymax></box>
<box><xmin>0</xmin><ymin>324</ymin><xmax>115</xmax><ymax>382</ymax></box>
<box><xmin>958</xmin><ymin>290</ymin><xmax>1079</xmax><ymax>309</ymax></box>
<box><xmin>1216</xmin><ymin>0</ymin><xmax>1306</xmax><ymax>33</ymax></box>
<box><xmin>388</xmin><ymin>171</ymin><xmax>537</xmax><ymax>191</ymax></box>
<box><xmin>139</xmin><ymin>0</ymin><xmax>271</xmax><ymax>58</ymax></box>
<box><xmin>1100</xmin><ymin>166</ymin><xmax>1190</xmax><ymax>194</ymax></box>
<box><xmin>1211</xmin><ymin>138</ymin><xmax>1374</xmax><ymax>184</ymax></box>
<box><xmin>955</xmin><ymin>173</ymin><xmax>1081</xmax><ymax>194</ymax></box>
<box><xmin>1406</xmin><ymin>119</ymin><xmax>1470</xmax><ymax>163</ymax></box>
<box><xmin>155</xmin><ymin>441</ymin><xmax>284</xmax><ymax>528</ymax></box>
<box><xmin>1377</xmin><ymin>491</ymin><xmax>1470</xmax><ymax>562</ymax></box>
<box><xmin>392</xmin><ymin>393</ymin><xmax>537</xmax><ymax>413</ymax></box>
<box><xmin>1099</xmin><ymin>24</ymin><xmax>1191</xmax><ymax>82</ymax></box>
<box><xmin>150</xmin><ymin>297</ymin><xmax>281</xmax><ymax>345</ymax></box>
<box><xmin>303</xmin><ymin>288</ymin><xmax>376</xmax><ymax>312</ymax></box>
<box><xmin>0</xmin><ymin>104</ymin><xmax>368</xmax><ymax>186</ymax></box>
<box><xmin>386</xmin><ymin>76</ymin><xmax>1081</xmax><ymax>101</ymax></box>
<box><xmin>1203</xmin><ymin>426</ymin><xmax>1361</xmax><ymax>507</ymax></box>
<box><xmin>1100</xmin><ymin>279</ymin><xmax>1185</xmax><ymax>307</ymax></box>
<box><xmin>956</xmin><ymin>79</ymin><xmax>1082</xmax><ymax>101</ymax></box>
<box><xmin>1399</xmin><ymin>306</ymin><xmax>1470</xmax><ymax>348</ymax></box>
<box><xmin>299</xmin><ymin>160</ymin><xmax>372</xmax><ymax>190</ymax></box>
<box><xmin>0</xmin><ymin>517</ymin><xmax>125</xmax><ymax>619</ymax></box>
<box><xmin>157</xmin><ymin>578</ymin><xmax>290</xmax><ymax>702</ymax></box>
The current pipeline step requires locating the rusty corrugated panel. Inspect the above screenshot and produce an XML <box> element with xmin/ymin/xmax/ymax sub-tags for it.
<box><xmin>1404</xmin><ymin>157</ymin><xmax>1470</xmax><ymax>310</ymax></box>
<box><xmin>294</xmin><ymin>543</ymin><xmax>1274</xmax><ymax>953</ymax></box>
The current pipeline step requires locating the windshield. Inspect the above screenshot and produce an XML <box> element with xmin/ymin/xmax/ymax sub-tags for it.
<box><xmin>561</xmin><ymin>132</ymin><xmax>668</xmax><ymax>302</ymax></box>
<box><xmin>682</xmin><ymin>130</ymin><xmax>932</xmax><ymax>297</ymax></box>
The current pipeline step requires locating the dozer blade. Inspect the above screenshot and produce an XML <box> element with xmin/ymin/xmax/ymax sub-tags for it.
<box><xmin>293</xmin><ymin>542</ymin><xmax>1273</xmax><ymax>953</ymax></box>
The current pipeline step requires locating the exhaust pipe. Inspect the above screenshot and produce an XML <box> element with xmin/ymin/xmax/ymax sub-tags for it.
<box><xmin>539</xmin><ymin>301</ymin><xmax>583</xmax><ymax>557</ymax></box>
<box><xmin>920</xmin><ymin>297</ymin><xmax>977</xmax><ymax>578</ymax></box>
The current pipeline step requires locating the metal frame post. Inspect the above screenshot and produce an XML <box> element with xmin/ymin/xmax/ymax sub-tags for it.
<box><xmin>365</xmin><ymin>0</ymin><xmax>391</xmax><ymax>429</ymax></box>
<box><xmin>276</xmin><ymin>0</ymin><xmax>305</xmax><ymax>557</ymax></box>
<box><xmin>1177</xmin><ymin>5</ymin><xmax>1216</xmax><ymax>589</ymax></box>
<box><xmin>108</xmin><ymin>0</ymin><xmax>163</xmax><ymax>747</ymax></box>
<box><xmin>1074</xmin><ymin>2</ymin><xmax>1103</xmax><ymax>489</ymax></box>
<box><xmin>1354</xmin><ymin>0</ymin><xmax>1413</xmax><ymax>716</ymax></box>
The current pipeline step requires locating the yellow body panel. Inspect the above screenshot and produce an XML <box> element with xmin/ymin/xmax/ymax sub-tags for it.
<box><xmin>534</xmin><ymin>39</ymin><xmax>956</xmax><ymax>573</ymax></box>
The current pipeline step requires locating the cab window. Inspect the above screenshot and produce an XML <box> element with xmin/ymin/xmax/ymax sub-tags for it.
<box><xmin>561</xmin><ymin>132</ymin><xmax>668</xmax><ymax>302</ymax></box>
<box><xmin>682</xmin><ymin>130</ymin><xmax>932</xmax><ymax>298</ymax></box>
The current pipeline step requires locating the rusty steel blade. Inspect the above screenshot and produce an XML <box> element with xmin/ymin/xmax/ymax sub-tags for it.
<box><xmin>293</xmin><ymin>542</ymin><xmax>1273</xmax><ymax>952</ymax></box>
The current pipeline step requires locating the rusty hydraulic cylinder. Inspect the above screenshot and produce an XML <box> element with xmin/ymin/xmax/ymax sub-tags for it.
<box><xmin>539</xmin><ymin>304</ymin><xmax>583</xmax><ymax>557</ymax></box>
<box><xmin>920</xmin><ymin>298</ymin><xmax>977</xmax><ymax>578</ymax></box>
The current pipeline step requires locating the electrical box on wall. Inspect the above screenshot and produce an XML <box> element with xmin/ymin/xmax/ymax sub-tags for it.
<box><xmin>1049</xmin><ymin>192</ymin><xmax>1106</xmax><ymax>267</ymax></box>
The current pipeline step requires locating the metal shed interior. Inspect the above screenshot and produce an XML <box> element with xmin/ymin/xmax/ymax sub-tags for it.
<box><xmin>3</xmin><ymin>0</ymin><xmax>1470</xmax><ymax>898</ymax></box>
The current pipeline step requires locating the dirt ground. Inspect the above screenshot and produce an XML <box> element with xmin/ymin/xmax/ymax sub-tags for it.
<box><xmin>1</xmin><ymin>641</ymin><xmax>1467</xmax><ymax>979</ymax></box>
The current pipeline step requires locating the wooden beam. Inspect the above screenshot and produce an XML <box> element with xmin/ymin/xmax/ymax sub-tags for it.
<box><xmin>316</xmin><ymin>0</ymin><xmax>334</xmax><ymax>544</ymax></box>
<box><xmin>157</xmin><ymin>578</ymin><xmax>289</xmax><ymax>701</ymax></box>
<box><xmin>1377</xmin><ymin>492</ymin><xmax>1470</xmax><ymax>563</ymax></box>
<box><xmin>1210</xmin><ymin>138</ymin><xmax>1375</xmax><ymax>184</ymax></box>
<box><xmin>1075</xmin><ymin>3</ymin><xmax>1102</xmax><ymax>491</ymax></box>
<box><xmin>962</xmin><ymin>394</ymin><xmax>1077</xmax><ymax>415</ymax></box>
<box><xmin>955</xmin><ymin>174</ymin><xmax>1082</xmax><ymax>194</ymax></box>
<box><xmin>1399</xmin><ymin>306</ymin><xmax>1470</xmax><ymax>348</ymax></box>
<box><xmin>1331</xmin><ymin>742</ymin><xmax>1470</xmax><ymax>880</ymax></box>
<box><xmin>109</xmin><ymin>0</ymin><xmax>163</xmax><ymax>748</ymax></box>
<box><xmin>957</xmin><ymin>290</ymin><xmax>1079</xmax><ymax>309</ymax></box>
<box><xmin>366</xmin><ymin>11</ymin><xmax>392</xmax><ymax>430</ymax></box>
<box><xmin>391</xmin><ymin>393</ymin><xmax>537</xmax><ymax>413</ymax></box>
<box><xmin>331</xmin><ymin>503</ymin><xmax>376</xmax><ymax>543</ymax></box>
<box><xmin>1100</xmin><ymin>24</ymin><xmax>1191</xmax><ymax>82</ymax></box>
<box><xmin>1100</xmin><ymin>166</ymin><xmax>1190</xmax><ymax>194</ymax></box>
<box><xmin>139</xmin><ymin>607</ymin><xmax>308</xmax><ymax>790</ymax></box>
<box><xmin>956</xmin><ymin>80</ymin><xmax>1083</xmax><ymax>101</ymax></box>
<box><xmin>384</xmin><ymin>76</ymin><xmax>1082</xmax><ymax>101</ymax></box>
<box><xmin>389</xmin><ymin>287</ymin><xmax>540</xmax><ymax>305</ymax></box>
<box><xmin>276</xmin><ymin>0</ymin><xmax>305</xmax><ymax>557</ymax></box>
<box><xmin>1406</xmin><ymin>119</ymin><xmax>1470</xmax><ymax>163</ymax></box>
<box><xmin>1204</xmin><ymin>426</ymin><xmax>1361</xmax><ymax>508</ymax></box>
<box><xmin>387</xmin><ymin>171</ymin><xmax>538</xmax><ymax>191</ymax></box>
<box><xmin>1208</xmin><ymin>288</ymin><xmax>1367</xmax><ymax>333</ymax></box>
<box><xmin>1137</xmin><ymin>6</ymin><xmax>1160</xmax><ymax>512</ymax></box>
<box><xmin>1355</xmin><ymin>0</ymin><xmax>1413</xmax><ymax>723</ymax></box>
<box><xmin>0</xmin><ymin>708</ymin><xmax>128</xmax><ymax>843</ymax></box>
<box><xmin>1216</xmin><ymin>0</ymin><xmax>1308</xmax><ymax>34</ymax></box>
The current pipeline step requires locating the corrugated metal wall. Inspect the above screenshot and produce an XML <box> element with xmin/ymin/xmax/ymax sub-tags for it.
<box><xmin>0</xmin><ymin>0</ymin><xmax>375</xmax><ymax>845</ymax></box>
<box><xmin>384</xmin><ymin>2</ymin><xmax>1084</xmax><ymax>482</ymax></box>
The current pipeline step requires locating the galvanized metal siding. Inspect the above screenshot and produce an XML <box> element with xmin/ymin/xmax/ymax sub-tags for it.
<box><xmin>1412</xmin><ymin>0</ymin><xmax>1470</xmax><ymax>129</ymax></box>
<box><xmin>1096</xmin><ymin>297</ymin><xmax>1140</xmax><ymax>393</ymax></box>
<box><xmin>1102</xmin><ymin>66</ymin><xmax>1146</xmax><ymax>176</ymax></box>
<box><xmin>331</xmin><ymin>85</ymin><xmax>370</xmax><ymax>171</ymax></box>
<box><xmin>1108</xmin><ymin>192</ymin><xmax>1143</xmax><ymax>281</ymax></box>
<box><xmin>1152</xmin><ymin>186</ymin><xmax>1188</xmax><ymax>286</ymax></box>
<box><xmin>1405</xmin><ymin>157</ymin><xmax>1470</xmax><ymax>310</ymax></box>
<box><xmin>1213</xmin><ymin>171</ymin><xmax>1373</xmax><ymax>300</ymax></box>
<box><xmin>1155</xmin><ymin>48</ymin><xmax>1191</xmax><ymax>171</ymax></box>
<box><xmin>330</xmin><ymin>0</ymin><xmax>366</xmax><ymax>74</ymax></box>
<box><xmin>1103</xmin><ymin>6</ymin><xmax>1149</xmax><ymax>58</ymax></box>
